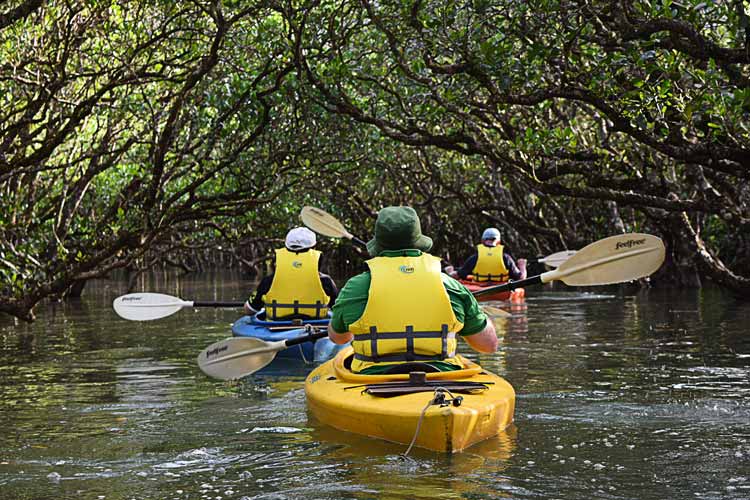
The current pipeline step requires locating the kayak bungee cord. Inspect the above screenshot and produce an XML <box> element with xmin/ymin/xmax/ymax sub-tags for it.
<box><xmin>296</xmin><ymin>324</ymin><xmax>315</xmax><ymax>365</ymax></box>
<box><xmin>402</xmin><ymin>387</ymin><xmax>464</xmax><ymax>457</ymax></box>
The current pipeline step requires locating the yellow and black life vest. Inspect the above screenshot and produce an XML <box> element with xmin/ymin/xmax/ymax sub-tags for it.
<box><xmin>262</xmin><ymin>248</ymin><xmax>330</xmax><ymax>320</ymax></box>
<box><xmin>472</xmin><ymin>243</ymin><xmax>509</xmax><ymax>282</ymax></box>
<box><xmin>348</xmin><ymin>253</ymin><xmax>464</xmax><ymax>373</ymax></box>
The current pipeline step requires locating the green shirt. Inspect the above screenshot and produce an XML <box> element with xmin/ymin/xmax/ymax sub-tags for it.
<box><xmin>330</xmin><ymin>249</ymin><xmax>488</xmax><ymax>337</ymax></box>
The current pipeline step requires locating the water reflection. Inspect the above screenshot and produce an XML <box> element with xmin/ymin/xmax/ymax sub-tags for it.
<box><xmin>1</xmin><ymin>276</ymin><xmax>749</xmax><ymax>499</ymax></box>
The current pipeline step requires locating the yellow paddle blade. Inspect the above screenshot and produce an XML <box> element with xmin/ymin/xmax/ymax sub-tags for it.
<box><xmin>300</xmin><ymin>206</ymin><xmax>353</xmax><ymax>239</ymax></box>
<box><xmin>197</xmin><ymin>337</ymin><xmax>285</xmax><ymax>380</ymax></box>
<box><xmin>547</xmin><ymin>233</ymin><xmax>665</xmax><ymax>286</ymax></box>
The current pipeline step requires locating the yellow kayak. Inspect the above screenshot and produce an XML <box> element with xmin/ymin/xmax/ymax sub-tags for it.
<box><xmin>305</xmin><ymin>346</ymin><xmax>515</xmax><ymax>453</ymax></box>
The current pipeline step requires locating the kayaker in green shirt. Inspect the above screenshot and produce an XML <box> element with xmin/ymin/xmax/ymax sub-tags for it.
<box><xmin>328</xmin><ymin>206</ymin><xmax>497</xmax><ymax>374</ymax></box>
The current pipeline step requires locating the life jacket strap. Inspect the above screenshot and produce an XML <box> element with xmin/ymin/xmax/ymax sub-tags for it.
<box><xmin>355</xmin><ymin>324</ymin><xmax>455</xmax><ymax>363</ymax></box>
<box><xmin>269</xmin><ymin>300</ymin><xmax>326</xmax><ymax>319</ymax></box>
<box><xmin>473</xmin><ymin>272</ymin><xmax>509</xmax><ymax>282</ymax></box>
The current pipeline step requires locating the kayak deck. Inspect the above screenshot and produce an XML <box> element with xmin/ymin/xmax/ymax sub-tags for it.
<box><xmin>305</xmin><ymin>347</ymin><xmax>515</xmax><ymax>453</ymax></box>
<box><xmin>232</xmin><ymin>313</ymin><xmax>346</xmax><ymax>362</ymax></box>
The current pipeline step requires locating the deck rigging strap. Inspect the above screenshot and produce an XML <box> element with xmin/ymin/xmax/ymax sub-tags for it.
<box><xmin>362</xmin><ymin>380</ymin><xmax>490</xmax><ymax>397</ymax></box>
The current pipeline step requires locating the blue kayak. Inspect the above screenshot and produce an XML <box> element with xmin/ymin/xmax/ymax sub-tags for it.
<box><xmin>231</xmin><ymin>313</ymin><xmax>348</xmax><ymax>363</ymax></box>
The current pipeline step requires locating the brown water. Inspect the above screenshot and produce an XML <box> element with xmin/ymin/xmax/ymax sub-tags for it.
<box><xmin>1</xmin><ymin>272</ymin><xmax>748</xmax><ymax>500</ymax></box>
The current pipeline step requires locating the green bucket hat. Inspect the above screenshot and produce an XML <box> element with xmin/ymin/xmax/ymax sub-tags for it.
<box><xmin>366</xmin><ymin>206</ymin><xmax>433</xmax><ymax>257</ymax></box>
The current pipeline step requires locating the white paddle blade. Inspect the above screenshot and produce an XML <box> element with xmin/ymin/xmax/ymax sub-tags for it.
<box><xmin>113</xmin><ymin>293</ymin><xmax>192</xmax><ymax>321</ymax></box>
<box><xmin>300</xmin><ymin>206</ymin><xmax>352</xmax><ymax>239</ymax></box>
<box><xmin>539</xmin><ymin>250</ymin><xmax>577</xmax><ymax>268</ymax></box>
<box><xmin>548</xmin><ymin>233</ymin><xmax>665</xmax><ymax>286</ymax></box>
<box><xmin>197</xmin><ymin>337</ymin><xmax>285</xmax><ymax>380</ymax></box>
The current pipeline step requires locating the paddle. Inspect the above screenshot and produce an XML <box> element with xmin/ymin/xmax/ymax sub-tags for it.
<box><xmin>300</xmin><ymin>206</ymin><xmax>513</xmax><ymax>317</ymax></box>
<box><xmin>113</xmin><ymin>292</ymin><xmax>244</xmax><ymax>321</ymax></box>
<box><xmin>472</xmin><ymin>233</ymin><xmax>665</xmax><ymax>298</ymax></box>
<box><xmin>301</xmin><ymin>206</ymin><xmax>573</xmax><ymax>269</ymax></box>
<box><xmin>198</xmin><ymin>329</ymin><xmax>328</xmax><ymax>380</ymax></box>
<box><xmin>299</xmin><ymin>206</ymin><xmax>600</xmax><ymax>299</ymax></box>
<box><xmin>481</xmin><ymin>305</ymin><xmax>512</xmax><ymax>318</ymax></box>
<box><xmin>197</xmin><ymin>220</ymin><xmax>663</xmax><ymax>380</ymax></box>
<box><xmin>300</xmin><ymin>206</ymin><xmax>368</xmax><ymax>247</ymax></box>
<box><xmin>529</xmin><ymin>250</ymin><xmax>577</xmax><ymax>268</ymax></box>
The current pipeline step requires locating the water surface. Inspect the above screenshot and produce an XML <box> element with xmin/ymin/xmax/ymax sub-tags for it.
<box><xmin>1</xmin><ymin>274</ymin><xmax>748</xmax><ymax>499</ymax></box>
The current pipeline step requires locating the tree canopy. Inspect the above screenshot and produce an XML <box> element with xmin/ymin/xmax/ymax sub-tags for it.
<box><xmin>1</xmin><ymin>0</ymin><xmax>748</xmax><ymax>321</ymax></box>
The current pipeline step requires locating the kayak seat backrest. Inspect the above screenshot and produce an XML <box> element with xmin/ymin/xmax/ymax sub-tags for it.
<box><xmin>342</xmin><ymin>354</ymin><xmax>439</xmax><ymax>374</ymax></box>
<box><xmin>253</xmin><ymin>311</ymin><xmax>329</xmax><ymax>325</ymax></box>
<box><xmin>334</xmin><ymin>347</ymin><xmax>483</xmax><ymax>383</ymax></box>
<box><xmin>380</xmin><ymin>362</ymin><xmax>440</xmax><ymax>374</ymax></box>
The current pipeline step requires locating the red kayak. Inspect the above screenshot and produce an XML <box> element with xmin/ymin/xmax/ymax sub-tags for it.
<box><xmin>459</xmin><ymin>278</ymin><xmax>525</xmax><ymax>303</ymax></box>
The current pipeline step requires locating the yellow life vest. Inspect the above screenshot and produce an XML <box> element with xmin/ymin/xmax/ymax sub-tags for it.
<box><xmin>349</xmin><ymin>253</ymin><xmax>464</xmax><ymax>373</ymax></box>
<box><xmin>262</xmin><ymin>248</ymin><xmax>330</xmax><ymax>320</ymax></box>
<box><xmin>472</xmin><ymin>243</ymin><xmax>509</xmax><ymax>282</ymax></box>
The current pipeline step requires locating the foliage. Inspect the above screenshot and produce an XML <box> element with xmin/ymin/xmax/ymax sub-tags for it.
<box><xmin>285</xmin><ymin>0</ymin><xmax>750</xmax><ymax>290</ymax></box>
<box><xmin>1</xmin><ymin>0</ymin><xmax>748</xmax><ymax>321</ymax></box>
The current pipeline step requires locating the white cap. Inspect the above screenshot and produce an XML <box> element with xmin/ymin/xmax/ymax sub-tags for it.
<box><xmin>481</xmin><ymin>227</ymin><xmax>501</xmax><ymax>241</ymax></box>
<box><xmin>285</xmin><ymin>227</ymin><xmax>317</xmax><ymax>250</ymax></box>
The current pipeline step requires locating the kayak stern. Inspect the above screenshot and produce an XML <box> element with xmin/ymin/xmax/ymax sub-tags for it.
<box><xmin>305</xmin><ymin>348</ymin><xmax>515</xmax><ymax>453</ymax></box>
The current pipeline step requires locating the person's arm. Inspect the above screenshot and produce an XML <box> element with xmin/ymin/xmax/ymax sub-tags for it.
<box><xmin>442</xmin><ymin>274</ymin><xmax>498</xmax><ymax>353</ymax></box>
<box><xmin>328</xmin><ymin>324</ymin><xmax>353</xmax><ymax>344</ymax></box>
<box><xmin>517</xmin><ymin>258</ymin><xmax>527</xmax><ymax>280</ymax></box>
<box><xmin>456</xmin><ymin>252</ymin><xmax>478</xmax><ymax>279</ymax></box>
<box><xmin>245</xmin><ymin>275</ymin><xmax>273</xmax><ymax>314</ymax></box>
<box><xmin>319</xmin><ymin>273</ymin><xmax>339</xmax><ymax>306</ymax></box>
<box><xmin>462</xmin><ymin>320</ymin><xmax>498</xmax><ymax>353</ymax></box>
<box><xmin>504</xmin><ymin>253</ymin><xmax>526</xmax><ymax>281</ymax></box>
<box><xmin>328</xmin><ymin>272</ymin><xmax>370</xmax><ymax>345</ymax></box>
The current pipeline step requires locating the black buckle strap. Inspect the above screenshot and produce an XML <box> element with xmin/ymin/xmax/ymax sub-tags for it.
<box><xmin>474</xmin><ymin>272</ymin><xmax>508</xmax><ymax>281</ymax></box>
<box><xmin>269</xmin><ymin>300</ymin><xmax>326</xmax><ymax>319</ymax></box>
<box><xmin>354</xmin><ymin>323</ymin><xmax>455</xmax><ymax>362</ymax></box>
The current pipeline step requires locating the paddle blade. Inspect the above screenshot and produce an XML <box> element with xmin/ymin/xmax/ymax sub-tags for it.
<box><xmin>482</xmin><ymin>305</ymin><xmax>511</xmax><ymax>318</ymax></box>
<box><xmin>300</xmin><ymin>206</ymin><xmax>352</xmax><ymax>239</ymax></box>
<box><xmin>197</xmin><ymin>337</ymin><xmax>284</xmax><ymax>380</ymax></box>
<box><xmin>113</xmin><ymin>293</ymin><xmax>191</xmax><ymax>321</ymax></box>
<box><xmin>550</xmin><ymin>233</ymin><xmax>665</xmax><ymax>286</ymax></box>
<box><xmin>538</xmin><ymin>250</ymin><xmax>577</xmax><ymax>268</ymax></box>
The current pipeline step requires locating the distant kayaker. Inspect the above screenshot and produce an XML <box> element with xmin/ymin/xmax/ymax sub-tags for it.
<box><xmin>449</xmin><ymin>227</ymin><xmax>527</xmax><ymax>282</ymax></box>
<box><xmin>328</xmin><ymin>206</ymin><xmax>498</xmax><ymax>374</ymax></box>
<box><xmin>244</xmin><ymin>227</ymin><xmax>338</xmax><ymax>320</ymax></box>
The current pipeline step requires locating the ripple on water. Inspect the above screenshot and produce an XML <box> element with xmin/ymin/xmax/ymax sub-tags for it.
<box><xmin>247</xmin><ymin>427</ymin><xmax>304</xmax><ymax>434</ymax></box>
<box><xmin>2</xmin><ymin>279</ymin><xmax>750</xmax><ymax>500</ymax></box>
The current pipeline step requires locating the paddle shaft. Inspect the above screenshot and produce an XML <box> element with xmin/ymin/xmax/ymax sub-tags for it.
<box><xmin>287</xmin><ymin>331</ymin><xmax>328</xmax><ymax>346</ymax></box>
<box><xmin>304</xmin><ymin>210</ymin><xmax>515</xmax><ymax>299</ymax></box>
<box><xmin>200</xmin><ymin>331</ymin><xmax>329</xmax><ymax>369</ymax></box>
<box><xmin>193</xmin><ymin>301</ymin><xmax>244</xmax><ymax>307</ymax></box>
<box><xmin>471</xmin><ymin>275</ymin><xmax>540</xmax><ymax>298</ymax></box>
